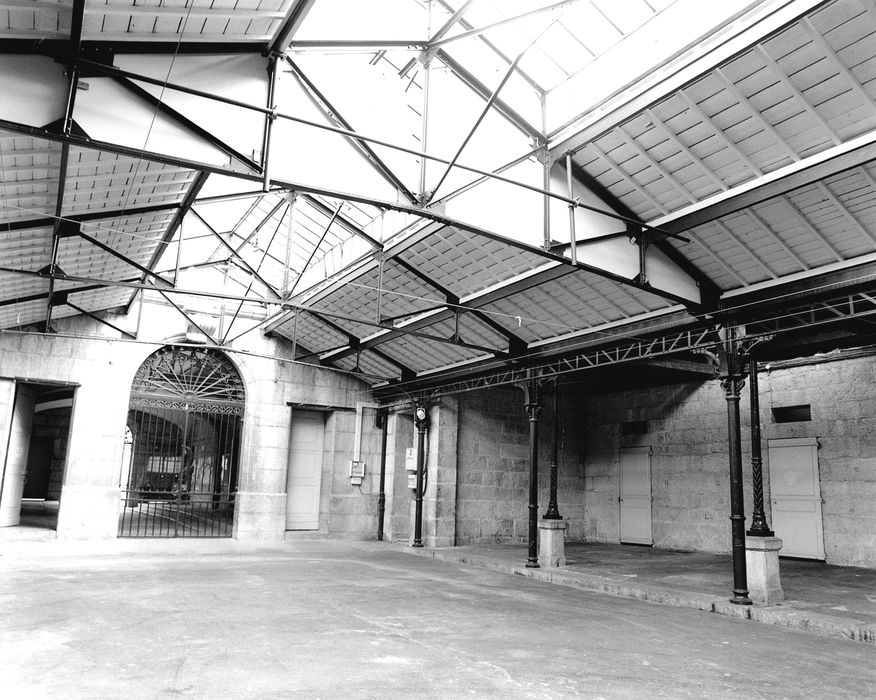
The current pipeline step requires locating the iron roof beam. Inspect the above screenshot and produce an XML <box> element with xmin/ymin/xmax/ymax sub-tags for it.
<box><xmin>432</xmin><ymin>0</ymin><xmax>544</xmax><ymax>96</ymax></box>
<box><xmin>652</xmin><ymin>132</ymin><xmax>876</xmax><ymax>237</ymax></box>
<box><xmin>286</xmin><ymin>58</ymin><xmax>418</xmax><ymax>204</ymax></box>
<box><xmin>0</xmin><ymin>112</ymin><xmax>699</xmax><ymax>308</ymax></box>
<box><xmin>270</xmin><ymin>0</ymin><xmax>323</xmax><ymax>54</ymax></box>
<box><xmin>300</xmin><ymin>194</ymin><xmax>382</xmax><ymax>249</ymax></box>
<box><xmin>154</xmin><ymin>287</ymin><xmax>219</xmax><ymax>345</ymax></box>
<box><xmin>560</xmin><ymin>158</ymin><xmax>743</xmax><ymax>307</ymax></box>
<box><xmin>436</xmin><ymin>50</ymin><xmax>543</xmax><ymax>143</ymax></box>
<box><xmin>393</xmin><ymin>256</ymin><xmax>527</xmax><ymax>355</ymax></box>
<box><xmin>70</xmin><ymin>227</ymin><xmax>175</xmax><ymax>289</ymax></box>
<box><xmin>114</xmin><ymin>77</ymin><xmax>260</xmax><ymax>173</ymax></box>
<box><xmin>63</xmin><ymin>300</ymin><xmax>136</xmax><ymax>339</ymax></box>
<box><xmin>295</xmin><ymin>309</ymin><xmax>417</xmax><ymax>379</ymax></box>
<box><xmin>189</xmin><ymin>209</ymin><xmax>283</xmax><ymax>301</ymax></box>
<box><xmin>319</xmin><ymin>263</ymin><xmax>571</xmax><ymax>363</ymax></box>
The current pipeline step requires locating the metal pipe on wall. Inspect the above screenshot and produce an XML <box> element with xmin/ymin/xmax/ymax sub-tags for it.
<box><xmin>377</xmin><ymin>409</ymin><xmax>388</xmax><ymax>541</ymax></box>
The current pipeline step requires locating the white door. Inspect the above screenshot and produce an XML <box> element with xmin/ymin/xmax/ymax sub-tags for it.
<box><xmin>768</xmin><ymin>437</ymin><xmax>825</xmax><ymax>559</ymax></box>
<box><xmin>619</xmin><ymin>447</ymin><xmax>652</xmax><ymax>545</ymax></box>
<box><xmin>285</xmin><ymin>410</ymin><xmax>325</xmax><ymax>530</ymax></box>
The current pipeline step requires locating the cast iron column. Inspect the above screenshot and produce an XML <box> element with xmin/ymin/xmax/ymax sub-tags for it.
<box><xmin>412</xmin><ymin>405</ymin><xmax>428</xmax><ymax>548</ymax></box>
<box><xmin>525</xmin><ymin>378</ymin><xmax>542</xmax><ymax>568</ymax></box>
<box><xmin>747</xmin><ymin>359</ymin><xmax>774</xmax><ymax>537</ymax></box>
<box><xmin>718</xmin><ymin>327</ymin><xmax>752</xmax><ymax>605</ymax></box>
<box><xmin>377</xmin><ymin>409</ymin><xmax>388</xmax><ymax>541</ymax></box>
<box><xmin>543</xmin><ymin>382</ymin><xmax>562</xmax><ymax>520</ymax></box>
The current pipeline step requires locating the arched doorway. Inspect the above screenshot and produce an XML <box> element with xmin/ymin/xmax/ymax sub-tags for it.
<box><xmin>119</xmin><ymin>346</ymin><xmax>244</xmax><ymax>537</ymax></box>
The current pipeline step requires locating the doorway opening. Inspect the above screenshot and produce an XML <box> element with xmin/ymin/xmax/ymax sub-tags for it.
<box><xmin>0</xmin><ymin>382</ymin><xmax>75</xmax><ymax>532</ymax></box>
<box><xmin>619</xmin><ymin>447</ymin><xmax>653</xmax><ymax>546</ymax></box>
<box><xmin>119</xmin><ymin>346</ymin><xmax>244</xmax><ymax>538</ymax></box>
<box><xmin>767</xmin><ymin>437</ymin><xmax>825</xmax><ymax>560</ymax></box>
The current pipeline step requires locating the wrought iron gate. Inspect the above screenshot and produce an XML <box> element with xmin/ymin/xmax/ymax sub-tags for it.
<box><xmin>119</xmin><ymin>346</ymin><xmax>244</xmax><ymax>538</ymax></box>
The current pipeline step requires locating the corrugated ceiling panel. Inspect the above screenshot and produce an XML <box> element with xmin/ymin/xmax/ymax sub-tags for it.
<box><xmin>63</xmin><ymin>150</ymin><xmax>195</xmax><ymax>216</ymax></box>
<box><xmin>0</xmin><ymin>298</ymin><xmax>46</xmax><ymax>329</ymax></box>
<box><xmin>0</xmin><ymin>1</ymin><xmax>68</xmax><ymax>39</ymax></box>
<box><xmin>80</xmin><ymin>0</ymin><xmax>293</xmax><ymax>42</ymax></box>
<box><xmin>668</xmin><ymin>155</ymin><xmax>876</xmax><ymax>293</ymax></box>
<box><xmin>416</xmin><ymin>315</ymin><xmax>510</xmax><ymax>355</ymax></box>
<box><xmin>399</xmin><ymin>228</ymin><xmax>546</xmax><ymax>299</ymax></box>
<box><xmin>271</xmin><ymin>311</ymin><xmax>348</xmax><ymax>354</ymax></box>
<box><xmin>479</xmin><ymin>272</ymin><xmax>670</xmax><ymax>344</ymax></box>
<box><xmin>373</xmin><ymin>261</ymin><xmax>447</xmax><ymax>321</ymax></box>
<box><xmin>0</xmin><ymin>271</ymin><xmax>49</xmax><ymax>305</ymax></box>
<box><xmin>331</xmin><ymin>351</ymin><xmax>399</xmax><ymax>382</ymax></box>
<box><xmin>377</xmin><ymin>335</ymin><xmax>483</xmax><ymax>374</ymax></box>
<box><xmin>58</xmin><ymin>212</ymin><xmax>174</xmax><ymax>280</ymax></box>
<box><xmin>0</xmin><ymin>225</ymin><xmax>53</xmax><ymax>271</ymax></box>
<box><xmin>59</xmin><ymin>286</ymin><xmax>132</xmax><ymax>315</ymax></box>
<box><xmin>575</xmin><ymin>1</ymin><xmax>876</xmax><ymax>220</ymax></box>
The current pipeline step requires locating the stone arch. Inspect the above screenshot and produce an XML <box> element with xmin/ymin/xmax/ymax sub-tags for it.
<box><xmin>120</xmin><ymin>346</ymin><xmax>245</xmax><ymax>537</ymax></box>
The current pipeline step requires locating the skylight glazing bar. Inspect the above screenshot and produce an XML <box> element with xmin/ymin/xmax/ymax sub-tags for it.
<box><xmin>429</xmin><ymin>0</ymin><xmax>582</xmax><ymax>49</ymax></box>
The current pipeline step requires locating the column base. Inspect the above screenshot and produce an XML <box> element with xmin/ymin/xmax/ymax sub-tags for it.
<box><xmin>745</xmin><ymin>535</ymin><xmax>784</xmax><ymax>604</ymax></box>
<box><xmin>538</xmin><ymin>519</ymin><xmax>568</xmax><ymax>567</ymax></box>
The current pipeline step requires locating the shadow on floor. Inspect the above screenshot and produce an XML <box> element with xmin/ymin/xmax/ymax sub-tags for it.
<box><xmin>401</xmin><ymin>540</ymin><xmax>876</xmax><ymax>645</ymax></box>
<box><xmin>18</xmin><ymin>499</ymin><xmax>58</xmax><ymax>530</ymax></box>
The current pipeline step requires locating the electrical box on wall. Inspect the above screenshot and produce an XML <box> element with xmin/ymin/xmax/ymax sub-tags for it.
<box><xmin>349</xmin><ymin>460</ymin><xmax>366</xmax><ymax>485</ymax></box>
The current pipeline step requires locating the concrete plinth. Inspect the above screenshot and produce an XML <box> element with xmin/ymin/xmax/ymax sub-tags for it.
<box><xmin>745</xmin><ymin>536</ymin><xmax>784</xmax><ymax>604</ymax></box>
<box><xmin>538</xmin><ymin>519</ymin><xmax>567</xmax><ymax>567</ymax></box>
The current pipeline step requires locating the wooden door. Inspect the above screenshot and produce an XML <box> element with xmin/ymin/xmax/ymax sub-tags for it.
<box><xmin>768</xmin><ymin>437</ymin><xmax>825</xmax><ymax>559</ymax></box>
<box><xmin>619</xmin><ymin>447</ymin><xmax>652</xmax><ymax>545</ymax></box>
<box><xmin>285</xmin><ymin>410</ymin><xmax>325</xmax><ymax>530</ymax></box>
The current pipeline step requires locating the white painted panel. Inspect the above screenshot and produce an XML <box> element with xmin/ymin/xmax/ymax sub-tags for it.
<box><xmin>115</xmin><ymin>54</ymin><xmax>268</xmax><ymax>163</ymax></box>
<box><xmin>619</xmin><ymin>447</ymin><xmax>652</xmax><ymax>545</ymax></box>
<box><xmin>644</xmin><ymin>244</ymin><xmax>702</xmax><ymax>304</ymax></box>
<box><xmin>0</xmin><ymin>385</ymin><xmax>36</xmax><ymax>527</ymax></box>
<box><xmin>768</xmin><ymin>437</ymin><xmax>825</xmax><ymax>559</ymax></box>
<box><xmin>73</xmin><ymin>78</ymin><xmax>246</xmax><ymax>170</ymax></box>
<box><xmin>285</xmin><ymin>410</ymin><xmax>325</xmax><ymax>530</ymax></box>
<box><xmin>547</xmin><ymin>163</ymin><xmax>700</xmax><ymax>304</ymax></box>
<box><xmin>270</xmin><ymin>70</ymin><xmax>398</xmax><ymax>201</ymax></box>
<box><xmin>0</xmin><ymin>55</ymin><xmax>67</xmax><ymax>127</ymax></box>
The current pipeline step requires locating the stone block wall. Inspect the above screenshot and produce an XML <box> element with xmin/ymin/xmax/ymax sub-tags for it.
<box><xmin>579</xmin><ymin>380</ymin><xmax>732</xmax><ymax>553</ymax></box>
<box><xmin>578</xmin><ymin>353</ymin><xmax>876</xmax><ymax>568</ymax></box>
<box><xmin>760</xmin><ymin>357</ymin><xmax>876</xmax><ymax>567</ymax></box>
<box><xmin>0</xmin><ymin>307</ymin><xmax>380</xmax><ymax>542</ymax></box>
<box><xmin>455</xmin><ymin>386</ymin><xmax>588</xmax><ymax>546</ymax></box>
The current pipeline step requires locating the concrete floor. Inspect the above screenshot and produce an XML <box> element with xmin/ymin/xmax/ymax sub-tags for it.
<box><xmin>407</xmin><ymin>541</ymin><xmax>876</xmax><ymax>643</ymax></box>
<box><xmin>1</xmin><ymin>540</ymin><xmax>874</xmax><ymax>699</ymax></box>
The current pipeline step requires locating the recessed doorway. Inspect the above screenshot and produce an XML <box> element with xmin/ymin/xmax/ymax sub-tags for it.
<box><xmin>0</xmin><ymin>382</ymin><xmax>75</xmax><ymax>532</ymax></box>
<box><xmin>119</xmin><ymin>346</ymin><xmax>244</xmax><ymax>538</ymax></box>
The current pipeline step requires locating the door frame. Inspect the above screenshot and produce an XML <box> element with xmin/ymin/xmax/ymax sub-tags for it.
<box><xmin>767</xmin><ymin>436</ymin><xmax>825</xmax><ymax>560</ymax></box>
<box><xmin>285</xmin><ymin>408</ymin><xmax>327</xmax><ymax>531</ymax></box>
<box><xmin>618</xmin><ymin>446</ymin><xmax>653</xmax><ymax>545</ymax></box>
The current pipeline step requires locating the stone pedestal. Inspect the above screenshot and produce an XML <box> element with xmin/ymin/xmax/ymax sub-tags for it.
<box><xmin>745</xmin><ymin>536</ymin><xmax>784</xmax><ymax>604</ymax></box>
<box><xmin>538</xmin><ymin>519</ymin><xmax>567</xmax><ymax>567</ymax></box>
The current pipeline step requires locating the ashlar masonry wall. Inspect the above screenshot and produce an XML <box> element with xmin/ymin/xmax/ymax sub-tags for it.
<box><xmin>0</xmin><ymin>306</ymin><xmax>381</xmax><ymax>541</ymax></box>
<box><xmin>454</xmin><ymin>386</ymin><xmax>588</xmax><ymax>545</ymax></box>
<box><xmin>579</xmin><ymin>353</ymin><xmax>876</xmax><ymax>569</ymax></box>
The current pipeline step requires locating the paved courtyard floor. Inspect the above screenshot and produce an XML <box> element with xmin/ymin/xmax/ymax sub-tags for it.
<box><xmin>1</xmin><ymin>540</ymin><xmax>874</xmax><ymax>699</ymax></box>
